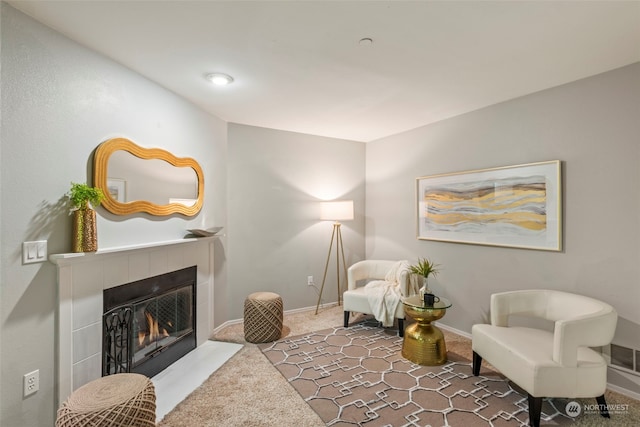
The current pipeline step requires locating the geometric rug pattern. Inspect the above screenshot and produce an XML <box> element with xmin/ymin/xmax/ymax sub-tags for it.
<box><xmin>259</xmin><ymin>320</ymin><xmax>577</xmax><ymax>426</ymax></box>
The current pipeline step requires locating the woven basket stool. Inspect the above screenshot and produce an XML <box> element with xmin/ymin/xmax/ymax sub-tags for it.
<box><xmin>244</xmin><ymin>291</ymin><xmax>283</xmax><ymax>343</ymax></box>
<box><xmin>55</xmin><ymin>373</ymin><xmax>156</xmax><ymax>427</ymax></box>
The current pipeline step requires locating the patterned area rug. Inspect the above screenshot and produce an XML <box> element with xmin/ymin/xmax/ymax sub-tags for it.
<box><xmin>259</xmin><ymin>321</ymin><xmax>577</xmax><ymax>426</ymax></box>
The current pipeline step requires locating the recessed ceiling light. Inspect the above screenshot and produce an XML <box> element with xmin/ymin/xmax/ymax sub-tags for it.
<box><xmin>359</xmin><ymin>37</ymin><xmax>373</xmax><ymax>45</ymax></box>
<box><xmin>205</xmin><ymin>73</ymin><xmax>234</xmax><ymax>86</ymax></box>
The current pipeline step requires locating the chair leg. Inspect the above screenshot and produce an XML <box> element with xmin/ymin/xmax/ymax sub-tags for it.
<box><xmin>596</xmin><ymin>394</ymin><xmax>610</xmax><ymax>418</ymax></box>
<box><xmin>472</xmin><ymin>351</ymin><xmax>482</xmax><ymax>376</ymax></box>
<box><xmin>527</xmin><ymin>394</ymin><xmax>542</xmax><ymax>427</ymax></box>
<box><xmin>398</xmin><ymin>318</ymin><xmax>404</xmax><ymax>337</ymax></box>
<box><xmin>343</xmin><ymin>311</ymin><xmax>350</xmax><ymax>328</ymax></box>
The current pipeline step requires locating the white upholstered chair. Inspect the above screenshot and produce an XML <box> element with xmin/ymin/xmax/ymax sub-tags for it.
<box><xmin>472</xmin><ymin>290</ymin><xmax>618</xmax><ymax>427</ymax></box>
<box><xmin>343</xmin><ymin>260</ymin><xmax>413</xmax><ymax>337</ymax></box>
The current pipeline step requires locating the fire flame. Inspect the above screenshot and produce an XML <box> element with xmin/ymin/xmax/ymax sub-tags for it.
<box><xmin>138</xmin><ymin>311</ymin><xmax>170</xmax><ymax>346</ymax></box>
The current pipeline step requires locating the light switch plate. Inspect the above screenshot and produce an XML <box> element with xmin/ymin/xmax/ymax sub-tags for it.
<box><xmin>22</xmin><ymin>241</ymin><xmax>47</xmax><ymax>264</ymax></box>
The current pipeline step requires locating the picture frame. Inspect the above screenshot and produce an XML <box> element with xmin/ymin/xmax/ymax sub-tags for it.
<box><xmin>106</xmin><ymin>178</ymin><xmax>126</xmax><ymax>203</ymax></box>
<box><xmin>416</xmin><ymin>160</ymin><xmax>562</xmax><ymax>251</ymax></box>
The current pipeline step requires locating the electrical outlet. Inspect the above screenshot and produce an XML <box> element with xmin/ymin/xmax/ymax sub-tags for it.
<box><xmin>23</xmin><ymin>370</ymin><xmax>39</xmax><ymax>397</ymax></box>
<box><xmin>307</xmin><ymin>276</ymin><xmax>314</xmax><ymax>286</ymax></box>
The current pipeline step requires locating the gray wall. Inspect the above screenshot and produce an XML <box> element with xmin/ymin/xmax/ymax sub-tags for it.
<box><xmin>2</xmin><ymin>3</ymin><xmax>639</xmax><ymax>426</ymax></box>
<box><xmin>0</xmin><ymin>5</ymin><xmax>227</xmax><ymax>426</ymax></box>
<box><xmin>366</xmin><ymin>62</ymin><xmax>640</xmax><ymax>394</ymax></box>
<box><xmin>227</xmin><ymin>123</ymin><xmax>366</xmax><ymax>319</ymax></box>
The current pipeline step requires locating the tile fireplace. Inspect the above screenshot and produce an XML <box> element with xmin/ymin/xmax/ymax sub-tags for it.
<box><xmin>50</xmin><ymin>238</ymin><xmax>216</xmax><ymax>406</ymax></box>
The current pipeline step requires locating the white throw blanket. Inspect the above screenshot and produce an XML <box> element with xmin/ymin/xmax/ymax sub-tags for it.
<box><xmin>364</xmin><ymin>261</ymin><xmax>409</xmax><ymax>327</ymax></box>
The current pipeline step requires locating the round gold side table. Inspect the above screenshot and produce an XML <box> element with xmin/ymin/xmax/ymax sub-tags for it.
<box><xmin>401</xmin><ymin>295</ymin><xmax>452</xmax><ymax>366</ymax></box>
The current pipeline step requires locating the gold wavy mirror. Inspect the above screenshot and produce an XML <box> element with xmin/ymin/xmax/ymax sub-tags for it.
<box><xmin>94</xmin><ymin>138</ymin><xmax>204</xmax><ymax>216</ymax></box>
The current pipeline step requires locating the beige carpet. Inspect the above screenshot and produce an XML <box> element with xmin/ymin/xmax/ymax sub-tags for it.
<box><xmin>158</xmin><ymin>304</ymin><xmax>639</xmax><ymax>426</ymax></box>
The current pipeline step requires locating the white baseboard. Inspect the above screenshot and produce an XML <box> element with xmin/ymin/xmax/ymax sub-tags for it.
<box><xmin>211</xmin><ymin>303</ymin><xmax>339</xmax><ymax>335</ymax></box>
<box><xmin>436</xmin><ymin>322</ymin><xmax>472</xmax><ymax>340</ymax></box>
<box><xmin>606</xmin><ymin>381</ymin><xmax>640</xmax><ymax>401</ymax></box>
<box><xmin>211</xmin><ymin>318</ymin><xmax>243</xmax><ymax>335</ymax></box>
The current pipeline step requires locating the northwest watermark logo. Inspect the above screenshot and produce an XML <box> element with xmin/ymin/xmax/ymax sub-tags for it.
<box><xmin>565</xmin><ymin>401</ymin><xmax>630</xmax><ymax>417</ymax></box>
<box><xmin>583</xmin><ymin>403</ymin><xmax>630</xmax><ymax>415</ymax></box>
<box><xmin>565</xmin><ymin>401</ymin><xmax>582</xmax><ymax>417</ymax></box>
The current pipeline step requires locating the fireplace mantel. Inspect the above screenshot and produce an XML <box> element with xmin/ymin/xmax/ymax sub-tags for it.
<box><xmin>50</xmin><ymin>236</ymin><xmax>218</xmax><ymax>265</ymax></box>
<box><xmin>50</xmin><ymin>237</ymin><xmax>217</xmax><ymax>407</ymax></box>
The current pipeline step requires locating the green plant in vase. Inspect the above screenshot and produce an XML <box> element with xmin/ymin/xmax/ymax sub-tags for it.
<box><xmin>69</xmin><ymin>182</ymin><xmax>105</xmax><ymax>210</ymax></box>
<box><xmin>68</xmin><ymin>182</ymin><xmax>105</xmax><ymax>252</ymax></box>
<box><xmin>409</xmin><ymin>257</ymin><xmax>441</xmax><ymax>297</ymax></box>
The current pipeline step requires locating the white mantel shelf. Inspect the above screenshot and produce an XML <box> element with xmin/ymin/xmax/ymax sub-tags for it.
<box><xmin>49</xmin><ymin>235</ymin><xmax>219</xmax><ymax>265</ymax></box>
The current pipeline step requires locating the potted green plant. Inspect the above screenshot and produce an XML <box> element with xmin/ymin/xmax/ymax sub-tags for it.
<box><xmin>68</xmin><ymin>182</ymin><xmax>105</xmax><ymax>252</ymax></box>
<box><xmin>69</xmin><ymin>182</ymin><xmax>105</xmax><ymax>210</ymax></box>
<box><xmin>409</xmin><ymin>257</ymin><xmax>441</xmax><ymax>296</ymax></box>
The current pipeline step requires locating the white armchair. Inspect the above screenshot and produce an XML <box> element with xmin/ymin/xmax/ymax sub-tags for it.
<box><xmin>472</xmin><ymin>290</ymin><xmax>618</xmax><ymax>427</ymax></box>
<box><xmin>342</xmin><ymin>260</ymin><xmax>413</xmax><ymax>337</ymax></box>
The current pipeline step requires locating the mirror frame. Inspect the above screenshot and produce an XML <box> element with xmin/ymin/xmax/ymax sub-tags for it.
<box><xmin>94</xmin><ymin>138</ymin><xmax>204</xmax><ymax>216</ymax></box>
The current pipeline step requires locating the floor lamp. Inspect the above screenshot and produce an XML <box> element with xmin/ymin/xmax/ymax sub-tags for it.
<box><xmin>315</xmin><ymin>200</ymin><xmax>354</xmax><ymax>315</ymax></box>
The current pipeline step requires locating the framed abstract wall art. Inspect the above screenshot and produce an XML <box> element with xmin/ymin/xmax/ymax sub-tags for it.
<box><xmin>416</xmin><ymin>160</ymin><xmax>562</xmax><ymax>251</ymax></box>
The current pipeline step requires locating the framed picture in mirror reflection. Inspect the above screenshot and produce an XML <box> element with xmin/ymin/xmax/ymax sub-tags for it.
<box><xmin>107</xmin><ymin>178</ymin><xmax>126</xmax><ymax>203</ymax></box>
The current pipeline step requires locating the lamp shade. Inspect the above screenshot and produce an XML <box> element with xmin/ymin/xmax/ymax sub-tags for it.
<box><xmin>320</xmin><ymin>200</ymin><xmax>354</xmax><ymax>221</ymax></box>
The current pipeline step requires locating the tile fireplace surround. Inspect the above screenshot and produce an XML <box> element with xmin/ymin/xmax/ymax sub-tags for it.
<box><xmin>50</xmin><ymin>237</ymin><xmax>216</xmax><ymax>406</ymax></box>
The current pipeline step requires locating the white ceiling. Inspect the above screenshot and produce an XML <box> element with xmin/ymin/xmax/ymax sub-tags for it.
<box><xmin>8</xmin><ymin>1</ymin><xmax>640</xmax><ymax>142</ymax></box>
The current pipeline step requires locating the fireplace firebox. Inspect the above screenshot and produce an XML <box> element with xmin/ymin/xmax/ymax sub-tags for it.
<box><xmin>102</xmin><ymin>266</ymin><xmax>197</xmax><ymax>378</ymax></box>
